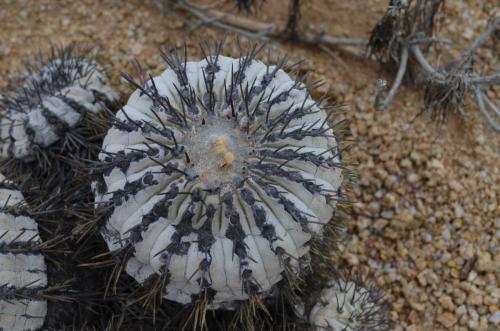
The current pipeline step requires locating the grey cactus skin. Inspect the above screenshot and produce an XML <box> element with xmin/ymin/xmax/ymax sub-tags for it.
<box><xmin>94</xmin><ymin>44</ymin><xmax>345</xmax><ymax>308</ymax></box>
<box><xmin>0</xmin><ymin>174</ymin><xmax>47</xmax><ymax>331</ymax></box>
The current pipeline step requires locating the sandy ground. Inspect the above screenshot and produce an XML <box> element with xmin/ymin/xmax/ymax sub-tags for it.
<box><xmin>0</xmin><ymin>0</ymin><xmax>498</xmax><ymax>330</ymax></box>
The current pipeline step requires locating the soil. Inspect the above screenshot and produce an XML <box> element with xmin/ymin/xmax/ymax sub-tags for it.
<box><xmin>0</xmin><ymin>0</ymin><xmax>498</xmax><ymax>330</ymax></box>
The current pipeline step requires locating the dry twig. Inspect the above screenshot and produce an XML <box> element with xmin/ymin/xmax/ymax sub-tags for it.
<box><xmin>162</xmin><ymin>0</ymin><xmax>368</xmax><ymax>57</ymax></box>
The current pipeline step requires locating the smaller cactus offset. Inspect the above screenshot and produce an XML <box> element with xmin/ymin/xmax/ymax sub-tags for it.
<box><xmin>296</xmin><ymin>273</ymin><xmax>389</xmax><ymax>331</ymax></box>
<box><xmin>0</xmin><ymin>46</ymin><xmax>118</xmax><ymax>212</ymax></box>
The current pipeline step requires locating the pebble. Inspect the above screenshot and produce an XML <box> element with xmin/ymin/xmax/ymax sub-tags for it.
<box><xmin>489</xmin><ymin>311</ymin><xmax>500</xmax><ymax>324</ymax></box>
<box><xmin>454</xmin><ymin>204</ymin><xmax>465</xmax><ymax>219</ymax></box>
<box><xmin>438</xmin><ymin>295</ymin><xmax>455</xmax><ymax>311</ymax></box>
<box><xmin>437</xmin><ymin>312</ymin><xmax>458</xmax><ymax>328</ymax></box>
<box><xmin>476</xmin><ymin>252</ymin><xmax>495</xmax><ymax>272</ymax></box>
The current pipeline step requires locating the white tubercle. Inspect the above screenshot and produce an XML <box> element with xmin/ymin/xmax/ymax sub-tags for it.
<box><xmin>0</xmin><ymin>174</ymin><xmax>47</xmax><ymax>330</ymax></box>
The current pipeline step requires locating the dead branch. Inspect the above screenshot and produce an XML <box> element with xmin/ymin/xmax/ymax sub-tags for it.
<box><xmin>167</xmin><ymin>0</ymin><xmax>368</xmax><ymax>57</ymax></box>
<box><xmin>370</xmin><ymin>0</ymin><xmax>499</xmax><ymax>131</ymax></box>
<box><xmin>378</xmin><ymin>46</ymin><xmax>409</xmax><ymax>110</ymax></box>
<box><xmin>405</xmin><ymin>36</ymin><xmax>499</xmax><ymax>131</ymax></box>
<box><xmin>475</xmin><ymin>88</ymin><xmax>500</xmax><ymax>132</ymax></box>
<box><xmin>464</xmin><ymin>17</ymin><xmax>500</xmax><ymax>56</ymax></box>
<box><xmin>284</xmin><ymin>0</ymin><xmax>301</xmax><ymax>40</ymax></box>
<box><xmin>410</xmin><ymin>44</ymin><xmax>445</xmax><ymax>80</ymax></box>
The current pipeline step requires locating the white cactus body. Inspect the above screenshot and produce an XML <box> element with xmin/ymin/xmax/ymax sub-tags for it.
<box><xmin>95</xmin><ymin>47</ymin><xmax>344</xmax><ymax>308</ymax></box>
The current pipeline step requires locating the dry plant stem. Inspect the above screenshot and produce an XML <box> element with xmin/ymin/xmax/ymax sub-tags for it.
<box><xmin>468</xmin><ymin>74</ymin><xmax>500</xmax><ymax>86</ymax></box>
<box><xmin>379</xmin><ymin>46</ymin><xmax>409</xmax><ymax>110</ymax></box>
<box><xmin>178</xmin><ymin>0</ymin><xmax>274</xmax><ymax>38</ymax></box>
<box><xmin>407</xmin><ymin>36</ymin><xmax>453</xmax><ymax>45</ymax></box>
<box><xmin>411</xmin><ymin>45</ymin><xmax>500</xmax><ymax>85</ymax></box>
<box><xmin>285</xmin><ymin>0</ymin><xmax>301</xmax><ymax>40</ymax></box>
<box><xmin>475</xmin><ymin>88</ymin><xmax>500</xmax><ymax>132</ymax></box>
<box><xmin>463</xmin><ymin>17</ymin><xmax>500</xmax><ymax>57</ymax></box>
<box><xmin>412</xmin><ymin>44</ymin><xmax>500</xmax><ymax>130</ymax></box>
<box><xmin>483</xmin><ymin>92</ymin><xmax>500</xmax><ymax>117</ymax></box>
<box><xmin>410</xmin><ymin>44</ymin><xmax>445</xmax><ymax>80</ymax></box>
<box><xmin>179</xmin><ymin>1</ymin><xmax>273</xmax><ymax>39</ymax></box>
<box><xmin>173</xmin><ymin>0</ymin><xmax>368</xmax><ymax>56</ymax></box>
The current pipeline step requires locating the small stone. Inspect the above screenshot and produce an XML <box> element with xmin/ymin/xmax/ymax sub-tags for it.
<box><xmin>468</xmin><ymin>293</ymin><xmax>483</xmax><ymax>306</ymax></box>
<box><xmin>437</xmin><ymin>312</ymin><xmax>458</xmax><ymax>328</ymax></box>
<box><xmin>467</xmin><ymin>319</ymin><xmax>479</xmax><ymax>330</ymax></box>
<box><xmin>417</xmin><ymin>271</ymin><xmax>428</xmax><ymax>287</ymax></box>
<box><xmin>476</xmin><ymin>251</ymin><xmax>495</xmax><ymax>272</ymax></box>
<box><xmin>489</xmin><ymin>311</ymin><xmax>500</xmax><ymax>324</ymax></box>
<box><xmin>469</xmin><ymin>308</ymin><xmax>479</xmax><ymax>322</ymax></box>
<box><xmin>438</xmin><ymin>295</ymin><xmax>455</xmax><ymax>311</ymax></box>
<box><xmin>383</xmin><ymin>193</ymin><xmax>397</xmax><ymax>209</ymax></box>
<box><xmin>428</xmin><ymin>158</ymin><xmax>445</xmax><ymax>171</ymax></box>
<box><xmin>373</xmin><ymin>218</ymin><xmax>388</xmax><ymax>230</ymax></box>
<box><xmin>367</xmin><ymin>201</ymin><xmax>381</xmax><ymax>215</ymax></box>
<box><xmin>397</xmin><ymin>209</ymin><xmax>413</xmax><ymax>224</ymax></box>
<box><xmin>410</xmin><ymin>302</ymin><xmax>425</xmax><ymax>312</ymax></box>
<box><xmin>464</xmin><ymin>27</ymin><xmax>475</xmax><ymax>39</ymax></box>
<box><xmin>407</xmin><ymin>173</ymin><xmax>419</xmax><ymax>184</ymax></box>
<box><xmin>410</xmin><ymin>151</ymin><xmax>423</xmax><ymax>164</ymax></box>
<box><xmin>400</xmin><ymin>158</ymin><xmax>412</xmax><ymax>168</ymax></box>
<box><xmin>453</xmin><ymin>289</ymin><xmax>467</xmax><ymax>305</ymax></box>
<box><xmin>455</xmin><ymin>305</ymin><xmax>467</xmax><ymax>316</ymax></box>
<box><xmin>454</xmin><ymin>204</ymin><xmax>465</xmax><ymax>219</ymax></box>
<box><xmin>442</xmin><ymin>227</ymin><xmax>451</xmax><ymax>241</ymax></box>
<box><xmin>449</xmin><ymin>180</ymin><xmax>463</xmax><ymax>191</ymax></box>
<box><xmin>467</xmin><ymin>271</ymin><xmax>478</xmax><ymax>282</ymax></box>
<box><xmin>381</xmin><ymin>210</ymin><xmax>394</xmax><ymax>219</ymax></box>
<box><xmin>423</xmin><ymin>233</ymin><xmax>433</xmax><ymax>243</ymax></box>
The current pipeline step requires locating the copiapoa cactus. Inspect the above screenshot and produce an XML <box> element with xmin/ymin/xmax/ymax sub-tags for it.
<box><xmin>0</xmin><ymin>174</ymin><xmax>47</xmax><ymax>331</ymax></box>
<box><xmin>0</xmin><ymin>46</ymin><xmax>118</xmax><ymax>213</ymax></box>
<box><xmin>94</xmin><ymin>41</ymin><xmax>345</xmax><ymax>312</ymax></box>
<box><xmin>298</xmin><ymin>273</ymin><xmax>389</xmax><ymax>331</ymax></box>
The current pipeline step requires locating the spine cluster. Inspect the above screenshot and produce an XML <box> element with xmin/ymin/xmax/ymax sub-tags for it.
<box><xmin>304</xmin><ymin>276</ymin><xmax>389</xmax><ymax>331</ymax></box>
